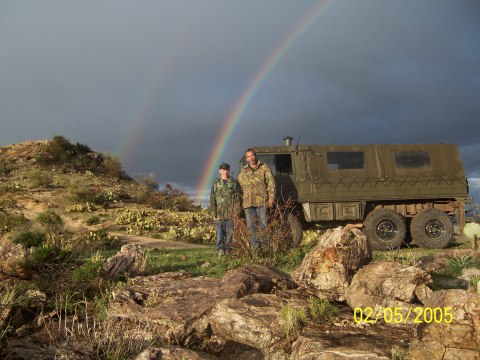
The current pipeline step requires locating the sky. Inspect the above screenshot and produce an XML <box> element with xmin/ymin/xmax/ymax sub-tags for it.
<box><xmin>1</xmin><ymin>0</ymin><xmax>479</xmax><ymax>202</ymax></box>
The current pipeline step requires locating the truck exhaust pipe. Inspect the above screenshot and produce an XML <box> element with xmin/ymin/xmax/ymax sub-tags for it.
<box><xmin>283</xmin><ymin>136</ymin><xmax>293</xmax><ymax>146</ymax></box>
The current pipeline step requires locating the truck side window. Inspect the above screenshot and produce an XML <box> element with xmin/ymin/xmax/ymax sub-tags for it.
<box><xmin>327</xmin><ymin>152</ymin><xmax>364</xmax><ymax>169</ymax></box>
<box><xmin>395</xmin><ymin>151</ymin><xmax>431</xmax><ymax>169</ymax></box>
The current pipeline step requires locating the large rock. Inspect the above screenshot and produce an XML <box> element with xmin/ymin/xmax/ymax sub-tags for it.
<box><xmin>108</xmin><ymin>265</ymin><xmax>295</xmax><ymax>351</ymax></box>
<box><xmin>109</xmin><ymin>271</ymin><xmax>223</xmax><ymax>346</ymax></box>
<box><xmin>413</xmin><ymin>249</ymin><xmax>480</xmax><ymax>272</ymax></box>
<box><xmin>135</xmin><ymin>346</ymin><xmax>218</xmax><ymax>360</ymax></box>
<box><xmin>208</xmin><ymin>293</ymin><xmax>291</xmax><ymax>359</ymax></box>
<box><xmin>345</xmin><ymin>261</ymin><xmax>432</xmax><ymax>322</ymax></box>
<box><xmin>103</xmin><ymin>243</ymin><xmax>148</xmax><ymax>280</ymax></box>
<box><xmin>222</xmin><ymin>264</ymin><xmax>297</xmax><ymax>298</ymax></box>
<box><xmin>291</xmin><ymin>227</ymin><xmax>371</xmax><ymax>301</ymax></box>
<box><xmin>409</xmin><ymin>289</ymin><xmax>480</xmax><ymax>359</ymax></box>
<box><xmin>0</xmin><ymin>243</ymin><xmax>30</xmax><ymax>279</ymax></box>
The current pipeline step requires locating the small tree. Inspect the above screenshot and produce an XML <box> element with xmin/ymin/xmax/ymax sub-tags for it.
<box><xmin>37</xmin><ymin>210</ymin><xmax>63</xmax><ymax>246</ymax></box>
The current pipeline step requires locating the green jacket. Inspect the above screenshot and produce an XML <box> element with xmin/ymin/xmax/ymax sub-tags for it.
<box><xmin>209</xmin><ymin>177</ymin><xmax>242</xmax><ymax>220</ymax></box>
<box><xmin>238</xmin><ymin>161</ymin><xmax>275</xmax><ymax>208</ymax></box>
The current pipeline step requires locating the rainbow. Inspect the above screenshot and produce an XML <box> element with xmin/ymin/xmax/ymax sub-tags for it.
<box><xmin>117</xmin><ymin>27</ymin><xmax>191</xmax><ymax>167</ymax></box>
<box><xmin>198</xmin><ymin>0</ymin><xmax>336</xmax><ymax>196</ymax></box>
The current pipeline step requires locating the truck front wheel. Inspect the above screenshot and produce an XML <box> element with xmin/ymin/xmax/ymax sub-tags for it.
<box><xmin>364</xmin><ymin>209</ymin><xmax>406</xmax><ymax>250</ymax></box>
<box><xmin>411</xmin><ymin>209</ymin><xmax>453</xmax><ymax>249</ymax></box>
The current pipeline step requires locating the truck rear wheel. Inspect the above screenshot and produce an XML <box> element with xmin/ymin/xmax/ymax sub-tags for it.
<box><xmin>411</xmin><ymin>209</ymin><xmax>453</xmax><ymax>249</ymax></box>
<box><xmin>287</xmin><ymin>213</ymin><xmax>303</xmax><ymax>247</ymax></box>
<box><xmin>364</xmin><ymin>209</ymin><xmax>406</xmax><ymax>250</ymax></box>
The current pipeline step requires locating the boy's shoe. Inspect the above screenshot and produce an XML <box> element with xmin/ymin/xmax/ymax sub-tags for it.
<box><xmin>218</xmin><ymin>249</ymin><xmax>225</xmax><ymax>257</ymax></box>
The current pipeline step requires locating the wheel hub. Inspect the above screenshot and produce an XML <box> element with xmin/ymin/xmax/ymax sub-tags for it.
<box><xmin>424</xmin><ymin>219</ymin><xmax>445</xmax><ymax>238</ymax></box>
<box><xmin>376</xmin><ymin>220</ymin><xmax>398</xmax><ymax>240</ymax></box>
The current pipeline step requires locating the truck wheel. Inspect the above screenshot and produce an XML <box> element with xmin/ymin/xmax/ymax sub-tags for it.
<box><xmin>411</xmin><ymin>209</ymin><xmax>453</xmax><ymax>249</ymax></box>
<box><xmin>364</xmin><ymin>209</ymin><xmax>406</xmax><ymax>250</ymax></box>
<box><xmin>287</xmin><ymin>213</ymin><xmax>303</xmax><ymax>247</ymax></box>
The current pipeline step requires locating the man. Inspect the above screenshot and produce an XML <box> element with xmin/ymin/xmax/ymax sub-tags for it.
<box><xmin>210</xmin><ymin>162</ymin><xmax>241</xmax><ymax>256</ymax></box>
<box><xmin>238</xmin><ymin>148</ymin><xmax>276</xmax><ymax>250</ymax></box>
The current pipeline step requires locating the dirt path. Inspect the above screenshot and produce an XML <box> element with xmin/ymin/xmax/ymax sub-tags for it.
<box><xmin>108</xmin><ymin>231</ymin><xmax>210</xmax><ymax>250</ymax></box>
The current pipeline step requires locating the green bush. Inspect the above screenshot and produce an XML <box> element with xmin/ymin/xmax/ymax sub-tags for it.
<box><xmin>86</xmin><ymin>215</ymin><xmax>101</xmax><ymax>225</ymax></box>
<box><xmin>310</xmin><ymin>298</ymin><xmax>337</xmax><ymax>323</ymax></box>
<box><xmin>28</xmin><ymin>169</ymin><xmax>53</xmax><ymax>188</ymax></box>
<box><xmin>279</xmin><ymin>305</ymin><xmax>308</xmax><ymax>337</ymax></box>
<box><xmin>444</xmin><ymin>256</ymin><xmax>479</xmax><ymax>277</ymax></box>
<box><xmin>68</xmin><ymin>180</ymin><xmax>97</xmax><ymax>203</ymax></box>
<box><xmin>13</xmin><ymin>231</ymin><xmax>46</xmax><ymax>248</ymax></box>
<box><xmin>36</xmin><ymin>135</ymin><xmax>105</xmax><ymax>174</ymax></box>
<box><xmin>26</xmin><ymin>245</ymin><xmax>73</xmax><ymax>270</ymax></box>
<box><xmin>135</xmin><ymin>173</ymin><xmax>159</xmax><ymax>191</ymax></box>
<box><xmin>0</xmin><ymin>212</ymin><xmax>28</xmax><ymax>234</ymax></box>
<box><xmin>102</xmin><ymin>154</ymin><xmax>128</xmax><ymax>179</ymax></box>
<box><xmin>72</xmin><ymin>259</ymin><xmax>104</xmax><ymax>287</ymax></box>
<box><xmin>0</xmin><ymin>158</ymin><xmax>15</xmax><ymax>176</ymax></box>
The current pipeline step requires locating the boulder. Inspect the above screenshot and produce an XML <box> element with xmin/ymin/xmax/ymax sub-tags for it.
<box><xmin>207</xmin><ymin>293</ymin><xmax>290</xmax><ymax>359</ymax></box>
<box><xmin>291</xmin><ymin>227</ymin><xmax>371</xmax><ymax>301</ymax></box>
<box><xmin>109</xmin><ymin>271</ymin><xmax>223</xmax><ymax>346</ymax></box>
<box><xmin>0</xmin><ymin>243</ymin><xmax>30</xmax><ymax>279</ymax></box>
<box><xmin>413</xmin><ymin>249</ymin><xmax>480</xmax><ymax>272</ymax></box>
<box><xmin>345</xmin><ymin>261</ymin><xmax>432</xmax><ymax>322</ymax></box>
<box><xmin>409</xmin><ymin>289</ymin><xmax>480</xmax><ymax>359</ymax></box>
<box><xmin>135</xmin><ymin>346</ymin><xmax>218</xmax><ymax>360</ymax></box>
<box><xmin>103</xmin><ymin>244</ymin><xmax>148</xmax><ymax>280</ymax></box>
<box><xmin>108</xmin><ymin>265</ymin><xmax>295</xmax><ymax>351</ymax></box>
<box><xmin>222</xmin><ymin>264</ymin><xmax>297</xmax><ymax>298</ymax></box>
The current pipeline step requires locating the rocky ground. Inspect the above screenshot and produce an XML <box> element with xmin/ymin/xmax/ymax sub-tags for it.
<box><xmin>3</xmin><ymin>227</ymin><xmax>480</xmax><ymax>359</ymax></box>
<box><xmin>1</xmin><ymin>139</ymin><xmax>480</xmax><ymax>359</ymax></box>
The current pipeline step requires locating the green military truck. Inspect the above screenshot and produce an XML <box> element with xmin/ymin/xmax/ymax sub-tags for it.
<box><xmin>242</xmin><ymin>137</ymin><xmax>469</xmax><ymax>250</ymax></box>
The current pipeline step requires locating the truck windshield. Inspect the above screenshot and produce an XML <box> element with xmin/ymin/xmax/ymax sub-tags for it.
<box><xmin>247</xmin><ymin>154</ymin><xmax>293</xmax><ymax>175</ymax></box>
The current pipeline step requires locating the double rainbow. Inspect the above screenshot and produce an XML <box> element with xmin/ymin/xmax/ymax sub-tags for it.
<box><xmin>198</xmin><ymin>0</ymin><xmax>335</xmax><ymax>196</ymax></box>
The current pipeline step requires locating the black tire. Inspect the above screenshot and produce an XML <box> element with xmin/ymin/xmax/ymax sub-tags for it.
<box><xmin>364</xmin><ymin>209</ymin><xmax>406</xmax><ymax>250</ymax></box>
<box><xmin>410</xmin><ymin>209</ymin><xmax>453</xmax><ymax>249</ymax></box>
<box><xmin>287</xmin><ymin>213</ymin><xmax>303</xmax><ymax>247</ymax></box>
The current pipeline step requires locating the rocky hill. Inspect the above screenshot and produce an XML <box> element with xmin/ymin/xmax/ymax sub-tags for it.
<box><xmin>1</xmin><ymin>137</ymin><xmax>480</xmax><ymax>359</ymax></box>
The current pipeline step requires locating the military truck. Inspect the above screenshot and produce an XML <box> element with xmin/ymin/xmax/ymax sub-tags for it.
<box><xmin>241</xmin><ymin>137</ymin><xmax>469</xmax><ymax>250</ymax></box>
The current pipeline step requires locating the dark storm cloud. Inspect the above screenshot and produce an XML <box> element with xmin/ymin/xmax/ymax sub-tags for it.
<box><xmin>0</xmin><ymin>0</ymin><xmax>479</xmax><ymax>194</ymax></box>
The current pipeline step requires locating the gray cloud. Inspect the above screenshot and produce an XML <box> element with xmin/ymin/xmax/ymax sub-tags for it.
<box><xmin>0</xmin><ymin>0</ymin><xmax>479</xmax><ymax>193</ymax></box>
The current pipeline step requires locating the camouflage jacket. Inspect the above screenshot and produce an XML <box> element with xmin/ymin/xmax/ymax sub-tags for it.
<box><xmin>238</xmin><ymin>161</ymin><xmax>275</xmax><ymax>208</ymax></box>
<box><xmin>209</xmin><ymin>177</ymin><xmax>242</xmax><ymax>220</ymax></box>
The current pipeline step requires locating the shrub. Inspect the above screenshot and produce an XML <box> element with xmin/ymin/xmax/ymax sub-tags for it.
<box><xmin>309</xmin><ymin>298</ymin><xmax>337</xmax><ymax>323</ymax></box>
<box><xmin>13</xmin><ymin>231</ymin><xmax>46</xmax><ymax>248</ymax></box>
<box><xmin>37</xmin><ymin>210</ymin><xmax>63</xmax><ymax>245</ymax></box>
<box><xmin>135</xmin><ymin>173</ymin><xmax>158</xmax><ymax>191</ymax></box>
<box><xmin>36</xmin><ymin>135</ymin><xmax>106</xmax><ymax>174</ymax></box>
<box><xmin>469</xmin><ymin>275</ymin><xmax>480</xmax><ymax>292</ymax></box>
<box><xmin>85</xmin><ymin>215</ymin><xmax>101</xmax><ymax>225</ymax></box>
<box><xmin>391</xmin><ymin>346</ymin><xmax>409</xmax><ymax>360</ymax></box>
<box><xmin>153</xmin><ymin>184</ymin><xmax>197</xmax><ymax>212</ymax></box>
<box><xmin>0</xmin><ymin>158</ymin><xmax>15</xmax><ymax>176</ymax></box>
<box><xmin>279</xmin><ymin>305</ymin><xmax>308</xmax><ymax>337</ymax></box>
<box><xmin>444</xmin><ymin>255</ymin><xmax>479</xmax><ymax>277</ymax></box>
<box><xmin>230</xmin><ymin>200</ymin><xmax>301</xmax><ymax>257</ymax></box>
<box><xmin>95</xmin><ymin>191</ymin><xmax>120</xmax><ymax>205</ymax></box>
<box><xmin>72</xmin><ymin>258</ymin><xmax>105</xmax><ymax>296</ymax></box>
<box><xmin>0</xmin><ymin>212</ymin><xmax>28</xmax><ymax>234</ymax></box>
<box><xmin>24</xmin><ymin>245</ymin><xmax>73</xmax><ymax>272</ymax></box>
<box><xmin>68</xmin><ymin>180</ymin><xmax>97</xmax><ymax>203</ymax></box>
<box><xmin>28</xmin><ymin>169</ymin><xmax>53</xmax><ymax>188</ymax></box>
